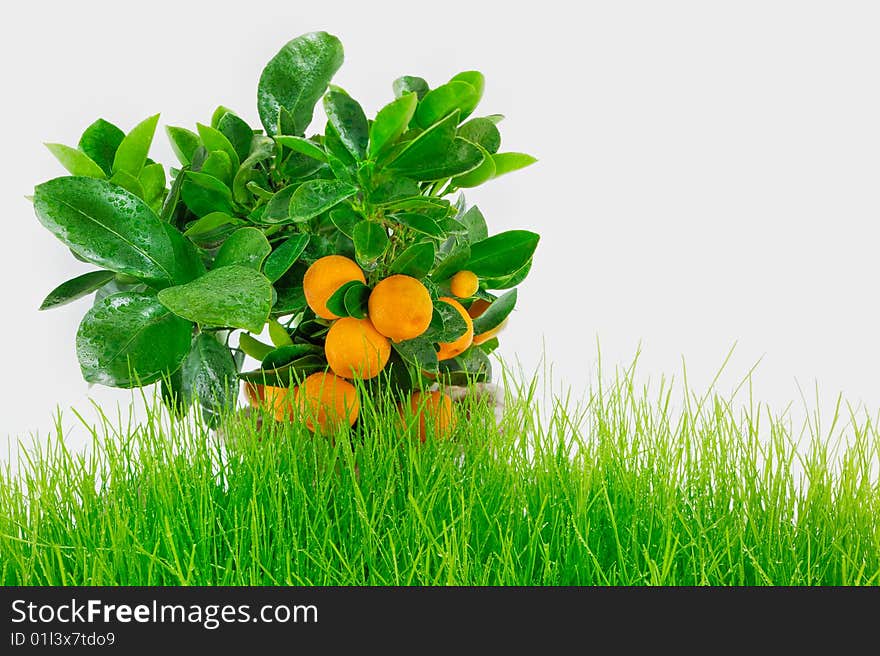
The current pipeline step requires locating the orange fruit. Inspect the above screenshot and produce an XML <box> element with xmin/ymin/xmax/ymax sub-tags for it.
<box><xmin>401</xmin><ymin>390</ymin><xmax>456</xmax><ymax>442</ymax></box>
<box><xmin>367</xmin><ymin>274</ymin><xmax>433</xmax><ymax>342</ymax></box>
<box><xmin>303</xmin><ymin>255</ymin><xmax>366</xmax><ymax>320</ymax></box>
<box><xmin>435</xmin><ymin>297</ymin><xmax>473</xmax><ymax>360</ymax></box>
<box><xmin>244</xmin><ymin>383</ymin><xmax>295</xmax><ymax>421</ymax></box>
<box><xmin>295</xmin><ymin>372</ymin><xmax>359</xmax><ymax>433</ymax></box>
<box><xmin>325</xmin><ymin>317</ymin><xmax>391</xmax><ymax>380</ymax></box>
<box><xmin>449</xmin><ymin>270</ymin><xmax>479</xmax><ymax>298</ymax></box>
<box><xmin>468</xmin><ymin>298</ymin><xmax>507</xmax><ymax>345</ymax></box>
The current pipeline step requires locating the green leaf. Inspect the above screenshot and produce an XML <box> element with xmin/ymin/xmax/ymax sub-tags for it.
<box><xmin>425</xmin><ymin>299</ymin><xmax>468</xmax><ymax>342</ymax></box>
<box><xmin>415</xmin><ymin>82</ymin><xmax>480</xmax><ymax>129</ymax></box>
<box><xmin>472</xmin><ymin>289</ymin><xmax>517</xmax><ymax>334</ymax></box>
<box><xmin>389</xmin><ymin>242</ymin><xmax>435</xmax><ymax>278</ymax></box>
<box><xmin>197</xmin><ymin>123</ymin><xmax>240</xmax><ymax>171</ymax></box>
<box><xmin>329</xmin><ymin>206</ymin><xmax>362</xmax><ymax>238</ymax></box>
<box><xmin>261</xmin><ymin>343</ymin><xmax>321</xmax><ymax>370</ymax></box>
<box><xmin>233</xmin><ymin>136</ymin><xmax>275</xmax><ymax>202</ymax></box>
<box><xmin>109</xmin><ymin>170</ymin><xmax>145</xmax><ymax>199</ymax></box>
<box><xmin>33</xmin><ymin>176</ymin><xmax>186</xmax><ymax>288</ymax></box>
<box><xmin>200</xmin><ymin>151</ymin><xmax>233</xmax><ymax>187</ymax></box>
<box><xmin>450</xmin><ymin>71</ymin><xmax>485</xmax><ymax>114</ymax></box>
<box><xmin>468</xmin><ymin>230</ymin><xmax>539</xmax><ymax>278</ymax></box>
<box><xmin>112</xmin><ymin>114</ymin><xmax>160</xmax><ymax>176</ymax></box>
<box><xmin>459</xmin><ymin>206</ymin><xmax>488</xmax><ymax>243</ymax></box>
<box><xmin>393</xmin><ymin>76</ymin><xmax>429</xmax><ymax>100</ymax></box>
<box><xmin>181</xmin><ymin>171</ymin><xmax>234</xmax><ymax>217</ymax></box>
<box><xmin>238</xmin><ymin>355</ymin><xmax>325</xmax><ymax>386</ymax></box>
<box><xmin>238</xmin><ymin>332</ymin><xmax>274</xmax><ymax>361</ymax></box>
<box><xmin>288</xmin><ymin>180</ymin><xmax>358</xmax><ymax>222</ymax></box>
<box><xmin>213</xmin><ymin>227</ymin><xmax>271</xmax><ymax>270</ymax></box>
<box><xmin>160</xmin><ymin>168</ymin><xmax>186</xmax><ymax>223</ymax></box>
<box><xmin>180</xmin><ymin>332</ymin><xmax>238</xmax><ymax>417</ymax></box>
<box><xmin>183</xmin><ymin>212</ymin><xmax>244</xmax><ymax>240</ymax></box>
<box><xmin>263</xmin><ymin>234</ymin><xmax>309</xmax><ymax>282</ymax></box>
<box><xmin>482</xmin><ymin>258</ymin><xmax>532</xmax><ymax>290</ymax></box>
<box><xmin>257</xmin><ymin>31</ymin><xmax>344</xmax><ymax>136</ymax></box>
<box><xmin>325</xmin><ymin>280</ymin><xmax>364</xmax><ymax>318</ymax></box>
<box><xmin>344</xmin><ymin>282</ymin><xmax>370</xmax><ymax>319</ymax></box>
<box><xmin>324</xmin><ymin>89</ymin><xmax>368</xmax><ymax>160</ymax></box>
<box><xmin>386</xmin><ymin>111</ymin><xmax>456</xmax><ymax>167</ymax></box>
<box><xmin>166</xmin><ymin>126</ymin><xmax>200</xmax><ymax>166</ymax></box>
<box><xmin>393</xmin><ymin>336</ymin><xmax>438</xmax><ymax>373</ymax></box>
<box><xmin>76</xmin><ymin>291</ymin><xmax>192</xmax><ymax>388</ymax></box>
<box><xmin>492</xmin><ymin>152</ymin><xmax>538</xmax><ymax>178</ymax></box>
<box><xmin>139</xmin><ymin>163</ymin><xmax>166</xmax><ymax>204</ymax></box>
<box><xmin>158</xmin><ymin>265</ymin><xmax>273</xmax><ymax>333</ymax></box>
<box><xmin>44</xmin><ymin>143</ymin><xmax>106</xmax><ymax>179</ymax></box>
<box><xmin>216</xmin><ymin>112</ymin><xmax>254</xmax><ymax>162</ymax></box>
<box><xmin>268</xmin><ymin>318</ymin><xmax>293</xmax><ymax>347</ymax></box>
<box><xmin>458</xmin><ymin>117</ymin><xmax>501</xmax><ymax>154</ymax></box>
<box><xmin>261</xmin><ymin>184</ymin><xmax>299</xmax><ymax>223</ymax></box>
<box><xmin>390</xmin><ymin>213</ymin><xmax>444</xmax><ymax>238</ymax></box>
<box><xmin>369</xmin><ymin>92</ymin><xmax>417</xmax><ymax>158</ymax></box>
<box><xmin>452</xmin><ymin>143</ymin><xmax>495</xmax><ymax>188</ymax></box>
<box><xmin>78</xmin><ymin>119</ymin><xmax>125</xmax><ymax>176</ymax></box>
<box><xmin>437</xmin><ymin>346</ymin><xmax>491</xmax><ymax>385</ymax></box>
<box><xmin>39</xmin><ymin>270</ymin><xmax>116</xmax><ymax>310</ymax></box>
<box><xmin>164</xmin><ymin>223</ymin><xmax>206</xmax><ymax>285</ymax></box>
<box><xmin>352</xmin><ymin>221</ymin><xmax>389</xmax><ymax>262</ymax></box>
<box><xmin>275</xmin><ymin>135</ymin><xmax>328</xmax><ymax>162</ymax></box>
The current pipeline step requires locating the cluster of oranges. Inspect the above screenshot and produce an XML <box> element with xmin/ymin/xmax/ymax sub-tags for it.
<box><xmin>246</xmin><ymin>255</ymin><xmax>505</xmax><ymax>440</ymax></box>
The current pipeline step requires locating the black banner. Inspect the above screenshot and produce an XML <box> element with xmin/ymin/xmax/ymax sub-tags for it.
<box><xmin>0</xmin><ymin>586</ymin><xmax>875</xmax><ymax>651</ymax></box>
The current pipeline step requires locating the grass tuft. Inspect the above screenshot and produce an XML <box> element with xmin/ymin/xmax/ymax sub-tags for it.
<box><xmin>1</xmin><ymin>360</ymin><xmax>878</xmax><ymax>585</ymax></box>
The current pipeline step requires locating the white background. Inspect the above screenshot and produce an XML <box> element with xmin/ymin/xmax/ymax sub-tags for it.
<box><xmin>2</xmin><ymin>0</ymin><xmax>879</xmax><ymax>458</ymax></box>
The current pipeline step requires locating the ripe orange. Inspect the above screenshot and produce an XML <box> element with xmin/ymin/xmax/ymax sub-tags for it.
<box><xmin>435</xmin><ymin>297</ymin><xmax>473</xmax><ymax>360</ymax></box>
<box><xmin>303</xmin><ymin>255</ymin><xmax>366</xmax><ymax>320</ymax></box>
<box><xmin>258</xmin><ymin>385</ymin><xmax>295</xmax><ymax>421</ymax></box>
<box><xmin>295</xmin><ymin>372</ymin><xmax>360</xmax><ymax>433</ymax></box>
<box><xmin>449</xmin><ymin>270</ymin><xmax>478</xmax><ymax>298</ymax></box>
<box><xmin>402</xmin><ymin>390</ymin><xmax>455</xmax><ymax>442</ymax></box>
<box><xmin>367</xmin><ymin>274</ymin><xmax>433</xmax><ymax>342</ymax></box>
<box><xmin>325</xmin><ymin>317</ymin><xmax>391</xmax><ymax>380</ymax></box>
<box><xmin>468</xmin><ymin>298</ymin><xmax>507</xmax><ymax>345</ymax></box>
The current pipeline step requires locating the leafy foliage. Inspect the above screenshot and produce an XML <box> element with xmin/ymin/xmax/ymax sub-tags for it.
<box><xmin>32</xmin><ymin>31</ymin><xmax>539</xmax><ymax>417</ymax></box>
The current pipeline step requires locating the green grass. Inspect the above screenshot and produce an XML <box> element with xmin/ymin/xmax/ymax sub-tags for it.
<box><xmin>1</xmin><ymin>358</ymin><xmax>878</xmax><ymax>585</ymax></box>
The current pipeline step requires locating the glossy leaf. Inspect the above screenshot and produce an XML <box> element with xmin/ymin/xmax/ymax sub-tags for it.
<box><xmin>139</xmin><ymin>163</ymin><xmax>166</xmax><ymax>204</ymax></box>
<box><xmin>216</xmin><ymin>112</ymin><xmax>254</xmax><ymax>162</ymax></box>
<box><xmin>181</xmin><ymin>171</ymin><xmax>234</xmax><ymax>216</ymax></box>
<box><xmin>166</xmin><ymin>126</ymin><xmax>201</xmax><ymax>166</ymax></box>
<box><xmin>393</xmin><ymin>336</ymin><xmax>438</xmax><ymax>373</ymax></box>
<box><xmin>450</xmin><ymin>71</ymin><xmax>485</xmax><ymax>111</ymax></box>
<box><xmin>238</xmin><ymin>355</ymin><xmax>325</xmax><ymax>386</ymax></box>
<box><xmin>109</xmin><ymin>170</ymin><xmax>145</xmax><ymax>198</ymax></box>
<box><xmin>343</xmin><ymin>282</ymin><xmax>370</xmax><ymax>319</ymax></box>
<box><xmin>492</xmin><ymin>152</ymin><xmax>538</xmax><ymax>178</ymax></box>
<box><xmin>390</xmin><ymin>213</ymin><xmax>444</xmax><ymax>238</ymax></box>
<box><xmin>200</xmin><ymin>150</ymin><xmax>233</xmax><ymax>187</ymax></box>
<box><xmin>472</xmin><ymin>289</ymin><xmax>517</xmax><ymax>334</ymax></box>
<box><xmin>369</xmin><ymin>92</ymin><xmax>417</xmax><ymax>158</ymax></box>
<box><xmin>431</xmin><ymin>242</ymin><xmax>470</xmax><ymax>281</ymax></box>
<box><xmin>482</xmin><ymin>258</ymin><xmax>532</xmax><ymax>290</ymax></box>
<box><xmin>393</xmin><ymin>75</ymin><xmax>429</xmax><ymax>100</ymax></box>
<box><xmin>180</xmin><ymin>332</ymin><xmax>239</xmax><ymax>417</ymax></box>
<box><xmin>452</xmin><ymin>143</ymin><xmax>495</xmax><ymax>188</ymax></box>
<box><xmin>324</xmin><ymin>89</ymin><xmax>368</xmax><ymax>160</ymax></box>
<box><xmin>389</xmin><ymin>241</ymin><xmax>435</xmax><ymax>278</ymax></box>
<box><xmin>385</xmin><ymin>111</ymin><xmax>457</xmax><ymax>172</ymax></box>
<box><xmin>257</xmin><ymin>31</ymin><xmax>344</xmax><ymax>136</ymax></box>
<box><xmin>33</xmin><ymin>176</ymin><xmax>186</xmax><ymax>288</ymax></box>
<box><xmin>275</xmin><ymin>135</ymin><xmax>328</xmax><ymax>162</ymax></box>
<box><xmin>261</xmin><ymin>184</ymin><xmax>299</xmax><ymax>223</ymax></box>
<box><xmin>233</xmin><ymin>135</ymin><xmax>275</xmax><ymax>202</ymax></box>
<box><xmin>76</xmin><ymin>291</ymin><xmax>192</xmax><ymax>388</ymax></box>
<box><xmin>158</xmin><ymin>265</ymin><xmax>273</xmax><ymax>333</ymax></box>
<box><xmin>459</xmin><ymin>206</ymin><xmax>488</xmax><ymax>243</ymax></box>
<box><xmin>467</xmin><ymin>230</ymin><xmax>539</xmax><ymax>278</ymax></box>
<box><xmin>183</xmin><ymin>212</ymin><xmax>243</xmax><ymax>239</ymax></box>
<box><xmin>263</xmin><ymin>233</ymin><xmax>310</xmax><ymax>282</ymax></box>
<box><xmin>329</xmin><ymin>205</ymin><xmax>362</xmax><ymax>237</ymax></box>
<box><xmin>112</xmin><ymin>114</ymin><xmax>160</xmax><ymax>176</ymax></box>
<box><xmin>78</xmin><ymin>118</ymin><xmax>125</xmax><ymax>175</ymax></box>
<box><xmin>268</xmin><ymin>318</ymin><xmax>293</xmax><ymax>347</ymax></box>
<box><xmin>197</xmin><ymin>123</ymin><xmax>240</xmax><ymax>171</ymax></box>
<box><xmin>352</xmin><ymin>221</ymin><xmax>389</xmax><ymax>262</ymax></box>
<box><xmin>39</xmin><ymin>270</ymin><xmax>116</xmax><ymax>310</ymax></box>
<box><xmin>425</xmin><ymin>299</ymin><xmax>468</xmax><ymax>342</ymax></box>
<box><xmin>212</xmin><ymin>227</ymin><xmax>271</xmax><ymax>270</ymax></box>
<box><xmin>261</xmin><ymin>343</ymin><xmax>322</xmax><ymax>370</ymax></box>
<box><xmin>44</xmin><ymin>143</ymin><xmax>106</xmax><ymax>179</ymax></box>
<box><xmin>415</xmin><ymin>82</ymin><xmax>480</xmax><ymax>129</ymax></box>
<box><xmin>238</xmin><ymin>332</ymin><xmax>275</xmax><ymax>361</ymax></box>
<box><xmin>325</xmin><ymin>280</ymin><xmax>364</xmax><ymax>318</ymax></box>
<box><xmin>288</xmin><ymin>180</ymin><xmax>357</xmax><ymax>222</ymax></box>
<box><xmin>458</xmin><ymin>117</ymin><xmax>501</xmax><ymax>154</ymax></box>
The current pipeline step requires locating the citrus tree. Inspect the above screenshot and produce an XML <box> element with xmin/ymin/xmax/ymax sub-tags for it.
<box><xmin>33</xmin><ymin>31</ymin><xmax>538</xmax><ymax>431</ymax></box>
